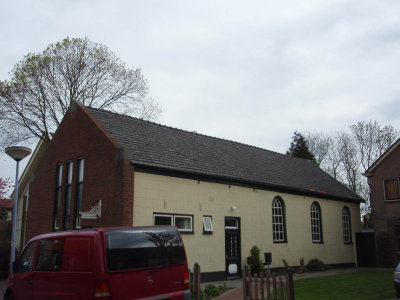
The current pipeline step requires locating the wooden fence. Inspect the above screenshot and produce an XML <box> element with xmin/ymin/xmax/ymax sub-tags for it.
<box><xmin>242</xmin><ymin>266</ymin><xmax>295</xmax><ymax>300</ymax></box>
<box><xmin>190</xmin><ymin>262</ymin><xmax>201</xmax><ymax>300</ymax></box>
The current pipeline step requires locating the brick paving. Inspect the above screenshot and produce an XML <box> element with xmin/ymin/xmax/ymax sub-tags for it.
<box><xmin>216</xmin><ymin>285</ymin><xmax>244</xmax><ymax>299</ymax></box>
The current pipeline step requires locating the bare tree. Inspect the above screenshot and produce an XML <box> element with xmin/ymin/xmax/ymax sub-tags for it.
<box><xmin>325</xmin><ymin>135</ymin><xmax>344</xmax><ymax>181</ymax></box>
<box><xmin>0</xmin><ymin>37</ymin><xmax>161</xmax><ymax>148</ymax></box>
<box><xmin>336</xmin><ymin>132</ymin><xmax>362</xmax><ymax>194</ymax></box>
<box><xmin>305</xmin><ymin>121</ymin><xmax>399</xmax><ymax>215</ymax></box>
<box><xmin>305</xmin><ymin>132</ymin><xmax>331</xmax><ymax>166</ymax></box>
<box><xmin>350</xmin><ymin>121</ymin><xmax>398</xmax><ymax>171</ymax></box>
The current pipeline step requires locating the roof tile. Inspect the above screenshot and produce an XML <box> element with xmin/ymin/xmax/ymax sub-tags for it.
<box><xmin>87</xmin><ymin>107</ymin><xmax>363</xmax><ymax>203</ymax></box>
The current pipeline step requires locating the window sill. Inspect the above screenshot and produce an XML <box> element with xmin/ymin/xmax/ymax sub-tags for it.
<box><xmin>180</xmin><ymin>231</ymin><xmax>194</xmax><ymax>234</ymax></box>
<box><xmin>312</xmin><ymin>241</ymin><xmax>324</xmax><ymax>244</ymax></box>
<box><xmin>384</xmin><ymin>199</ymin><xmax>400</xmax><ymax>203</ymax></box>
<box><xmin>273</xmin><ymin>241</ymin><xmax>287</xmax><ymax>244</ymax></box>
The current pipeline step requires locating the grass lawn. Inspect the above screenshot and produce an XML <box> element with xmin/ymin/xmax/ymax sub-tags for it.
<box><xmin>294</xmin><ymin>270</ymin><xmax>395</xmax><ymax>300</ymax></box>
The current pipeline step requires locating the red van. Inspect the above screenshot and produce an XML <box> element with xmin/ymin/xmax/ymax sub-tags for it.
<box><xmin>4</xmin><ymin>226</ymin><xmax>190</xmax><ymax>300</ymax></box>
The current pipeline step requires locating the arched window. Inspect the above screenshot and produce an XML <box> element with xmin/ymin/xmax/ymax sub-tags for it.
<box><xmin>342</xmin><ymin>207</ymin><xmax>352</xmax><ymax>244</ymax></box>
<box><xmin>272</xmin><ymin>197</ymin><xmax>286</xmax><ymax>243</ymax></box>
<box><xmin>311</xmin><ymin>202</ymin><xmax>323</xmax><ymax>243</ymax></box>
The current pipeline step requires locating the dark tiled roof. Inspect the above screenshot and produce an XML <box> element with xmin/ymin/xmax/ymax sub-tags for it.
<box><xmin>87</xmin><ymin>107</ymin><xmax>363</xmax><ymax>203</ymax></box>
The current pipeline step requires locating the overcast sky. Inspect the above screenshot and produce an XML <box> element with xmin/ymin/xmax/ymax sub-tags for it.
<box><xmin>1</xmin><ymin>0</ymin><xmax>400</xmax><ymax>189</ymax></box>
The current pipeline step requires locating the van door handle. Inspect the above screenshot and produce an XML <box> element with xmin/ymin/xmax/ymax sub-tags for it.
<box><xmin>26</xmin><ymin>280</ymin><xmax>33</xmax><ymax>285</ymax></box>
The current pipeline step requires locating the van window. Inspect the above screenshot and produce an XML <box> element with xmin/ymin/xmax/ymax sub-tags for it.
<box><xmin>105</xmin><ymin>226</ymin><xmax>185</xmax><ymax>271</ymax></box>
<box><xmin>16</xmin><ymin>241</ymin><xmax>37</xmax><ymax>272</ymax></box>
<box><xmin>36</xmin><ymin>238</ymin><xmax>64</xmax><ymax>271</ymax></box>
<box><xmin>62</xmin><ymin>238</ymin><xmax>91</xmax><ymax>271</ymax></box>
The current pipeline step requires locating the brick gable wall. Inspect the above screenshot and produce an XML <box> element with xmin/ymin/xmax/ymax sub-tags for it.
<box><xmin>26</xmin><ymin>102</ymin><xmax>134</xmax><ymax>241</ymax></box>
<box><xmin>368</xmin><ymin>146</ymin><xmax>400</xmax><ymax>266</ymax></box>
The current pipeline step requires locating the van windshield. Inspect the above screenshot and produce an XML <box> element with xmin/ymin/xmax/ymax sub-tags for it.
<box><xmin>105</xmin><ymin>226</ymin><xmax>185</xmax><ymax>271</ymax></box>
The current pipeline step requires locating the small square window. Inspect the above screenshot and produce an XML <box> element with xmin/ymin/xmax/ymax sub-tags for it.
<box><xmin>153</xmin><ymin>213</ymin><xmax>193</xmax><ymax>233</ymax></box>
<box><xmin>154</xmin><ymin>215</ymin><xmax>173</xmax><ymax>226</ymax></box>
<box><xmin>174</xmin><ymin>216</ymin><xmax>192</xmax><ymax>232</ymax></box>
<box><xmin>203</xmin><ymin>216</ymin><xmax>213</xmax><ymax>233</ymax></box>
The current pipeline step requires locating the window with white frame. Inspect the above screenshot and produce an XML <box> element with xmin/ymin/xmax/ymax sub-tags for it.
<box><xmin>153</xmin><ymin>213</ymin><xmax>193</xmax><ymax>233</ymax></box>
<box><xmin>153</xmin><ymin>214</ymin><xmax>172</xmax><ymax>226</ymax></box>
<box><xmin>342</xmin><ymin>207</ymin><xmax>352</xmax><ymax>244</ymax></box>
<box><xmin>53</xmin><ymin>163</ymin><xmax>63</xmax><ymax>231</ymax></box>
<box><xmin>272</xmin><ymin>197</ymin><xmax>286</xmax><ymax>243</ymax></box>
<box><xmin>75</xmin><ymin>158</ymin><xmax>84</xmax><ymax>229</ymax></box>
<box><xmin>225</xmin><ymin>218</ymin><xmax>239</xmax><ymax>229</ymax></box>
<box><xmin>203</xmin><ymin>216</ymin><xmax>213</xmax><ymax>233</ymax></box>
<box><xmin>63</xmin><ymin>161</ymin><xmax>73</xmax><ymax>230</ymax></box>
<box><xmin>311</xmin><ymin>202</ymin><xmax>323</xmax><ymax>243</ymax></box>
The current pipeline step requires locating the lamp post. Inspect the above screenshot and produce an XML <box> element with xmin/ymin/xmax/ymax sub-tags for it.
<box><xmin>5</xmin><ymin>146</ymin><xmax>31</xmax><ymax>272</ymax></box>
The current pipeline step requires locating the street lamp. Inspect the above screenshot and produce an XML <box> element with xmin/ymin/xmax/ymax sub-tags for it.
<box><xmin>5</xmin><ymin>146</ymin><xmax>31</xmax><ymax>272</ymax></box>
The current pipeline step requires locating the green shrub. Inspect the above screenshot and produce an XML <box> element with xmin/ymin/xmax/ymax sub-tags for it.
<box><xmin>204</xmin><ymin>284</ymin><xmax>220</xmax><ymax>297</ymax></box>
<box><xmin>249</xmin><ymin>245</ymin><xmax>264</xmax><ymax>275</ymax></box>
<box><xmin>306</xmin><ymin>258</ymin><xmax>330</xmax><ymax>271</ymax></box>
<box><xmin>217</xmin><ymin>283</ymin><xmax>229</xmax><ymax>293</ymax></box>
<box><xmin>300</xmin><ymin>257</ymin><xmax>305</xmax><ymax>268</ymax></box>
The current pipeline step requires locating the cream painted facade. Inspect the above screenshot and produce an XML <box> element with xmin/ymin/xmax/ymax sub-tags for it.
<box><xmin>133</xmin><ymin>171</ymin><xmax>362</xmax><ymax>273</ymax></box>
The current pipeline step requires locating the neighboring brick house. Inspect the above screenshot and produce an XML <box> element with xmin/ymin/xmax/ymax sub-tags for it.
<box><xmin>0</xmin><ymin>199</ymin><xmax>13</xmax><ymax>222</ymax></box>
<box><xmin>24</xmin><ymin>101</ymin><xmax>363</xmax><ymax>281</ymax></box>
<box><xmin>364</xmin><ymin>138</ymin><xmax>400</xmax><ymax>267</ymax></box>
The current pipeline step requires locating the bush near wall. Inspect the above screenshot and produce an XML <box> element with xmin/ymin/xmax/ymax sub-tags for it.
<box><xmin>0</xmin><ymin>222</ymin><xmax>11</xmax><ymax>278</ymax></box>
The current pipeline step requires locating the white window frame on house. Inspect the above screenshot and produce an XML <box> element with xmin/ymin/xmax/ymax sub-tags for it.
<box><xmin>54</xmin><ymin>163</ymin><xmax>63</xmax><ymax>231</ymax></box>
<box><xmin>342</xmin><ymin>207</ymin><xmax>352</xmax><ymax>244</ymax></box>
<box><xmin>153</xmin><ymin>214</ymin><xmax>173</xmax><ymax>226</ymax></box>
<box><xmin>63</xmin><ymin>160</ymin><xmax>73</xmax><ymax>230</ymax></box>
<box><xmin>311</xmin><ymin>202</ymin><xmax>323</xmax><ymax>243</ymax></box>
<box><xmin>75</xmin><ymin>158</ymin><xmax>85</xmax><ymax>229</ymax></box>
<box><xmin>153</xmin><ymin>213</ymin><xmax>193</xmax><ymax>233</ymax></box>
<box><xmin>203</xmin><ymin>216</ymin><xmax>213</xmax><ymax>233</ymax></box>
<box><xmin>272</xmin><ymin>197</ymin><xmax>286</xmax><ymax>243</ymax></box>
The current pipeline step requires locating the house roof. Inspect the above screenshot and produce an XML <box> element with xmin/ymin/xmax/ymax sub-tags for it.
<box><xmin>364</xmin><ymin>138</ymin><xmax>400</xmax><ymax>176</ymax></box>
<box><xmin>0</xmin><ymin>199</ymin><xmax>13</xmax><ymax>209</ymax></box>
<box><xmin>86</xmin><ymin>106</ymin><xmax>364</xmax><ymax>203</ymax></box>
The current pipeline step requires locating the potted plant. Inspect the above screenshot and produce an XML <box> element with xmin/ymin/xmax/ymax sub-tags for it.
<box><xmin>298</xmin><ymin>257</ymin><xmax>306</xmax><ymax>274</ymax></box>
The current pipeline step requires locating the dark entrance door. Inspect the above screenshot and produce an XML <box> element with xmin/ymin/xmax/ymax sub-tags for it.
<box><xmin>355</xmin><ymin>232</ymin><xmax>377</xmax><ymax>267</ymax></box>
<box><xmin>225</xmin><ymin>217</ymin><xmax>241</xmax><ymax>278</ymax></box>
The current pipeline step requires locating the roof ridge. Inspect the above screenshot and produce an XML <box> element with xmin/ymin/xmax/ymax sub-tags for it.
<box><xmin>86</xmin><ymin>106</ymin><xmax>288</xmax><ymax>157</ymax></box>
